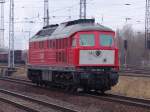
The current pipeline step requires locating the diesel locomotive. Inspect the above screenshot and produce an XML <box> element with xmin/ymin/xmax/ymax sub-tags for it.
<box><xmin>27</xmin><ymin>19</ymin><xmax>119</xmax><ymax>93</ymax></box>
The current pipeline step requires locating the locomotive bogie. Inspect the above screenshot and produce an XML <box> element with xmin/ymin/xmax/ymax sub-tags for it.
<box><xmin>27</xmin><ymin>67</ymin><xmax>118</xmax><ymax>92</ymax></box>
<box><xmin>79</xmin><ymin>71</ymin><xmax>118</xmax><ymax>90</ymax></box>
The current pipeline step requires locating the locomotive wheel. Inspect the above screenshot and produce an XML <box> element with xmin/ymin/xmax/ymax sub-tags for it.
<box><xmin>65</xmin><ymin>85</ymin><xmax>70</xmax><ymax>92</ymax></box>
<box><xmin>64</xmin><ymin>84</ymin><xmax>78</xmax><ymax>94</ymax></box>
<box><xmin>43</xmin><ymin>82</ymin><xmax>47</xmax><ymax>87</ymax></box>
<box><xmin>83</xmin><ymin>86</ymin><xmax>90</xmax><ymax>93</ymax></box>
<box><xmin>70</xmin><ymin>86</ymin><xmax>78</xmax><ymax>94</ymax></box>
<box><xmin>39</xmin><ymin>82</ymin><xmax>43</xmax><ymax>86</ymax></box>
<box><xmin>100</xmin><ymin>90</ymin><xmax>106</xmax><ymax>95</ymax></box>
<box><xmin>36</xmin><ymin>81</ymin><xmax>40</xmax><ymax>86</ymax></box>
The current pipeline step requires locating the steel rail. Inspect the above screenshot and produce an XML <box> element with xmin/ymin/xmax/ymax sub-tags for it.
<box><xmin>0</xmin><ymin>88</ymin><xmax>80</xmax><ymax>112</ymax></box>
<box><xmin>0</xmin><ymin>96</ymin><xmax>41</xmax><ymax>112</ymax></box>
<box><xmin>120</xmin><ymin>74</ymin><xmax>150</xmax><ymax>78</ymax></box>
<box><xmin>85</xmin><ymin>93</ymin><xmax>150</xmax><ymax>109</ymax></box>
<box><xmin>0</xmin><ymin>77</ymin><xmax>34</xmax><ymax>86</ymax></box>
<box><xmin>120</xmin><ymin>67</ymin><xmax>150</xmax><ymax>77</ymax></box>
<box><xmin>120</xmin><ymin>70</ymin><xmax>150</xmax><ymax>74</ymax></box>
<box><xmin>0</xmin><ymin>76</ymin><xmax>31</xmax><ymax>82</ymax></box>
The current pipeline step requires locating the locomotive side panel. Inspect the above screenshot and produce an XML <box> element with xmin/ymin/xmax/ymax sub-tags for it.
<box><xmin>29</xmin><ymin>37</ymin><xmax>78</xmax><ymax>67</ymax></box>
<box><xmin>29</xmin><ymin>41</ymin><xmax>45</xmax><ymax>65</ymax></box>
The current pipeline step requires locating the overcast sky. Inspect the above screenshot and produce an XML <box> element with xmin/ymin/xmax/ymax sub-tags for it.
<box><xmin>2</xmin><ymin>0</ymin><xmax>145</xmax><ymax>49</ymax></box>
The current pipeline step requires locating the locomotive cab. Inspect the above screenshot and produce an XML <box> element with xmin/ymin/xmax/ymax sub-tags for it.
<box><xmin>72</xmin><ymin>31</ymin><xmax>119</xmax><ymax>69</ymax></box>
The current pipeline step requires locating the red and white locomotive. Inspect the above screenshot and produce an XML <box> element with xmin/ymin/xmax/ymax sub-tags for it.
<box><xmin>27</xmin><ymin>19</ymin><xmax>119</xmax><ymax>93</ymax></box>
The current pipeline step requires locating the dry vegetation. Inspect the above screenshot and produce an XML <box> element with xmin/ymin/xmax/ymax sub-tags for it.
<box><xmin>112</xmin><ymin>73</ymin><xmax>150</xmax><ymax>99</ymax></box>
<box><xmin>11</xmin><ymin>67</ymin><xmax>27</xmax><ymax>79</ymax></box>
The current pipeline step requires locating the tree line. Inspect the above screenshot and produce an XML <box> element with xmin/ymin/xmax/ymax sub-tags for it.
<box><xmin>116</xmin><ymin>24</ymin><xmax>149</xmax><ymax>66</ymax></box>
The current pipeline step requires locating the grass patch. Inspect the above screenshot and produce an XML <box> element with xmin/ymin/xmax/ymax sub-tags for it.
<box><xmin>112</xmin><ymin>74</ymin><xmax>150</xmax><ymax>99</ymax></box>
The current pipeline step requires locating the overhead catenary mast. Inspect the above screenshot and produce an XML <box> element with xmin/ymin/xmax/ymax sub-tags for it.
<box><xmin>8</xmin><ymin>0</ymin><xmax>14</xmax><ymax>68</ymax></box>
<box><xmin>0</xmin><ymin>0</ymin><xmax>5</xmax><ymax>48</ymax></box>
<box><xmin>44</xmin><ymin>0</ymin><xmax>49</xmax><ymax>26</ymax></box>
<box><xmin>145</xmin><ymin>0</ymin><xmax>150</xmax><ymax>49</ymax></box>
<box><xmin>80</xmin><ymin>0</ymin><xmax>86</xmax><ymax>19</ymax></box>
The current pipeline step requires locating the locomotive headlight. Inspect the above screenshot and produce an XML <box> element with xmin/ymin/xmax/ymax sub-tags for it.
<box><xmin>103</xmin><ymin>58</ymin><xmax>107</xmax><ymax>63</ymax></box>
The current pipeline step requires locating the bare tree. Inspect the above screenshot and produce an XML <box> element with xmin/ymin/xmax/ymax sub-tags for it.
<box><xmin>116</xmin><ymin>24</ymin><xmax>146</xmax><ymax>66</ymax></box>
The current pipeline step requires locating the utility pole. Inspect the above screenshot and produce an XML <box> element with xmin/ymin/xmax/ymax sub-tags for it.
<box><xmin>80</xmin><ymin>0</ymin><xmax>86</xmax><ymax>19</ymax></box>
<box><xmin>44</xmin><ymin>0</ymin><xmax>49</xmax><ymax>26</ymax></box>
<box><xmin>125</xmin><ymin>17</ymin><xmax>132</xmax><ymax>23</ymax></box>
<box><xmin>0</xmin><ymin>0</ymin><xmax>5</xmax><ymax>48</ymax></box>
<box><xmin>8</xmin><ymin>0</ymin><xmax>14</xmax><ymax>68</ymax></box>
<box><xmin>145</xmin><ymin>0</ymin><xmax>150</xmax><ymax>49</ymax></box>
<box><xmin>145</xmin><ymin>0</ymin><xmax>150</xmax><ymax>65</ymax></box>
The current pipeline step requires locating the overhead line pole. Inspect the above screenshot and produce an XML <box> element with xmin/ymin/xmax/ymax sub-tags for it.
<box><xmin>8</xmin><ymin>0</ymin><xmax>15</xmax><ymax>68</ymax></box>
<box><xmin>145</xmin><ymin>0</ymin><xmax>150</xmax><ymax>49</ymax></box>
<box><xmin>0</xmin><ymin>0</ymin><xmax>5</xmax><ymax>48</ymax></box>
<box><xmin>44</xmin><ymin>0</ymin><xmax>49</xmax><ymax>26</ymax></box>
<box><xmin>80</xmin><ymin>0</ymin><xmax>86</xmax><ymax>19</ymax></box>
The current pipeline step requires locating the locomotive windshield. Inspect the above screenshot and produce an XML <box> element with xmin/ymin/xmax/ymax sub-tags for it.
<box><xmin>100</xmin><ymin>35</ymin><xmax>113</xmax><ymax>46</ymax></box>
<box><xmin>80</xmin><ymin>34</ymin><xmax>95</xmax><ymax>46</ymax></box>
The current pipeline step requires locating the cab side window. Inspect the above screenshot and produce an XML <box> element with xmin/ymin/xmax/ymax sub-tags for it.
<box><xmin>72</xmin><ymin>39</ymin><xmax>76</xmax><ymax>47</ymax></box>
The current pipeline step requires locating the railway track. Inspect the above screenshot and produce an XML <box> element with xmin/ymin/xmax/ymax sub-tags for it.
<box><xmin>120</xmin><ymin>69</ymin><xmax>150</xmax><ymax>75</ymax></box>
<box><xmin>0</xmin><ymin>76</ymin><xmax>150</xmax><ymax>110</ymax></box>
<box><xmin>85</xmin><ymin>93</ymin><xmax>150</xmax><ymax>109</ymax></box>
<box><xmin>120</xmin><ymin>66</ymin><xmax>150</xmax><ymax>77</ymax></box>
<box><xmin>0</xmin><ymin>88</ymin><xmax>79</xmax><ymax>112</ymax></box>
<box><xmin>120</xmin><ymin>73</ymin><xmax>150</xmax><ymax>78</ymax></box>
<box><xmin>0</xmin><ymin>76</ymin><xmax>33</xmax><ymax>86</ymax></box>
<box><xmin>120</xmin><ymin>70</ymin><xmax>150</xmax><ymax>77</ymax></box>
<box><xmin>0</xmin><ymin>76</ymin><xmax>30</xmax><ymax>82</ymax></box>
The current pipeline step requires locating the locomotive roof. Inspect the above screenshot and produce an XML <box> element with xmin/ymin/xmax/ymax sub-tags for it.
<box><xmin>30</xmin><ymin>19</ymin><xmax>114</xmax><ymax>42</ymax></box>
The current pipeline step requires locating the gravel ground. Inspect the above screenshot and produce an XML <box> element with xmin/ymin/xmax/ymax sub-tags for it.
<box><xmin>0</xmin><ymin>101</ymin><xmax>27</xmax><ymax>112</ymax></box>
<box><xmin>0</xmin><ymin>80</ymin><xmax>149</xmax><ymax>112</ymax></box>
